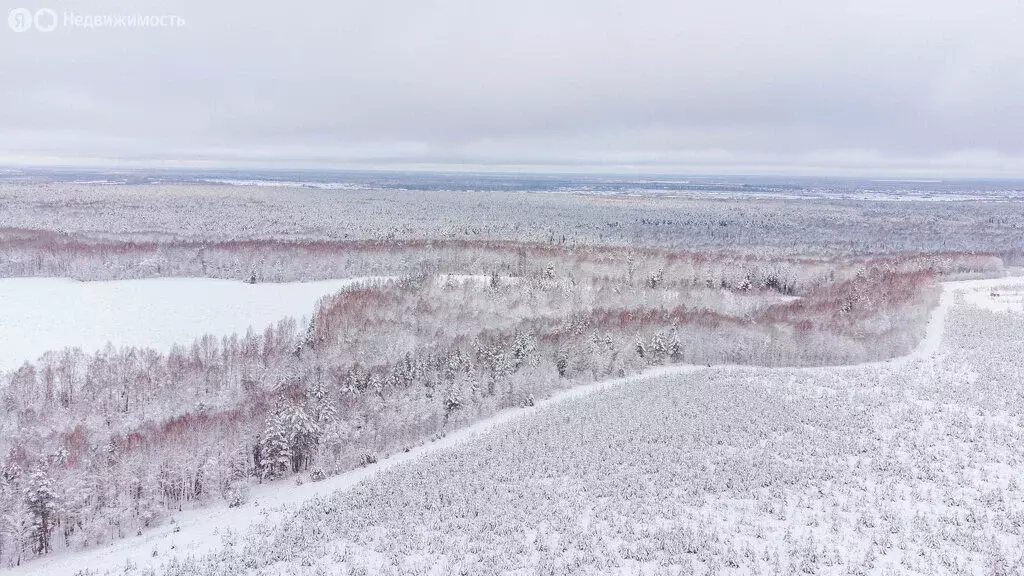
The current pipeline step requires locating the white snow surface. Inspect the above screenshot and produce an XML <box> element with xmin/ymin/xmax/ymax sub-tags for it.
<box><xmin>0</xmin><ymin>277</ymin><xmax>377</xmax><ymax>372</ymax></box>
<box><xmin>959</xmin><ymin>279</ymin><xmax>1024</xmax><ymax>313</ymax></box>
<box><xmin>5</xmin><ymin>275</ymin><xmax>1022</xmax><ymax>576</ymax></box>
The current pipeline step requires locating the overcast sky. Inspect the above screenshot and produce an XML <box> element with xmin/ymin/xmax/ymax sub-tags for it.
<box><xmin>2</xmin><ymin>0</ymin><xmax>1023</xmax><ymax>176</ymax></box>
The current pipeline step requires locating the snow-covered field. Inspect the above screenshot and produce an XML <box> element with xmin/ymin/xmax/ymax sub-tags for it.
<box><xmin>10</xmin><ymin>276</ymin><xmax>1023</xmax><ymax>576</ymax></box>
<box><xmin>960</xmin><ymin>282</ymin><xmax>1024</xmax><ymax>313</ymax></box>
<box><xmin>0</xmin><ymin>278</ymin><xmax>375</xmax><ymax>372</ymax></box>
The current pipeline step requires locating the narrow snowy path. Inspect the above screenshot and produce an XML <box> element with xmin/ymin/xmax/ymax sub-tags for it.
<box><xmin>8</xmin><ymin>274</ymin><xmax>1024</xmax><ymax>576</ymax></box>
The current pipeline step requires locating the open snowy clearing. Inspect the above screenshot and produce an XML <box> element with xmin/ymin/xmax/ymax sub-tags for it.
<box><xmin>959</xmin><ymin>279</ymin><xmax>1024</xmax><ymax>313</ymax></box>
<box><xmin>8</xmin><ymin>275</ymin><xmax>1022</xmax><ymax>576</ymax></box>
<box><xmin>0</xmin><ymin>277</ymin><xmax>379</xmax><ymax>372</ymax></box>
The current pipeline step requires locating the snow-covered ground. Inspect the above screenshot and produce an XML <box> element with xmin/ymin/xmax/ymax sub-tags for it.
<box><xmin>959</xmin><ymin>280</ymin><xmax>1024</xmax><ymax>313</ymax></box>
<box><xmin>8</xmin><ymin>275</ymin><xmax>1022</xmax><ymax>576</ymax></box>
<box><xmin>0</xmin><ymin>277</ymin><xmax>378</xmax><ymax>372</ymax></box>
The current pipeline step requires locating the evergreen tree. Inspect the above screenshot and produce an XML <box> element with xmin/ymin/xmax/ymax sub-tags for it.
<box><xmin>24</xmin><ymin>468</ymin><xmax>58</xmax><ymax>556</ymax></box>
<box><xmin>280</xmin><ymin>405</ymin><xmax>320</xmax><ymax>473</ymax></box>
<box><xmin>259</xmin><ymin>415</ymin><xmax>292</xmax><ymax>480</ymax></box>
<box><xmin>260</xmin><ymin>405</ymin><xmax>321</xmax><ymax>478</ymax></box>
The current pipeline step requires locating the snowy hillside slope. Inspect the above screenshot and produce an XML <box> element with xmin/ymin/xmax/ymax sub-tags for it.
<box><xmin>8</xmin><ymin>276</ymin><xmax>1024</xmax><ymax>576</ymax></box>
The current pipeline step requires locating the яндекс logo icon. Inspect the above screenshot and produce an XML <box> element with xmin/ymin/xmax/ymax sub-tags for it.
<box><xmin>8</xmin><ymin>8</ymin><xmax>33</xmax><ymax>32</ymax></box>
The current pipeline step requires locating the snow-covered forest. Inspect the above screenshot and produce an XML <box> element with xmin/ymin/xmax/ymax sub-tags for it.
<box><xmin>2</xmin><ymin>183</ymin><xmax>1023</xmax><ymax>281</ymax></box>
<box><xmin>6</xmin><ymin>0</ymin><xmax>1024</xmax><ymax>568</ymax></box>
<box><xmin>133</xmin><ymin>279</ymin><xmax>1024</xmax><ymax>576</ymax></box>
<box><xmin>1</xmin><ymin>181</ymin><xmax>1022</xmax><ymax>572</ymax></box>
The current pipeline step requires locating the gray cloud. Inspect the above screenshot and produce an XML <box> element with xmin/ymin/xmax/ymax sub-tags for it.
<box><xmin>2</xmin><ymin>0</ymin><xmax>1023</xmax><ymax>175</ymax></box>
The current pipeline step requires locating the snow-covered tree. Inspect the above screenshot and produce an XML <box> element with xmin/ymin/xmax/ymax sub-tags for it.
<box><xmin>24</xmin><ymin>468</ymin><xmax>58</xmax><ymax>556</ymax></box>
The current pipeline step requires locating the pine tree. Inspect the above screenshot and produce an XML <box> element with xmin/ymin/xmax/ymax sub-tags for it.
<box><xmin>294</xmin><ymin>318</ymin><xmax>317</xmax><ymax>356</ymax></box>
<box><xmin>260</xmin><ymin>405</ymin><xmax>321</xmax><ymax>478</ymax></box>
<box><xmin>308</xmin><ymin>371</ymin><xmax>337</xmax><ymax>429</ymax></box>
<box><xmin>668</xmin><ymin>331</ymin><xmax>682</xmax><ymax>361</ymax></box>
<box><xmin>24</xmin><ymin>468</ymin><xmax>59</xmax><ymax>556</ymax></box>
<box><xmin>259</xmin><ymin>415</ymin><xmax>292</xmax><ymax>480</ymax></box>
<box><xmin>280</xmin><ymin>405</ymin><xmax>320</xmax><ymax>473</ymax></box>
<box><xmin>651</xmin><ymin>332</ymin><xmax>667</xmax><ymax>363</ymax></box>
<box><xmin>510</xmin><ymin>333</ymin><xmax>535</xmax><ymax>370</ymax></box>
<box><xmin>635</xmin><ymin>337</ymin><xmax>646</xmax><ymax>360</ymax></box>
